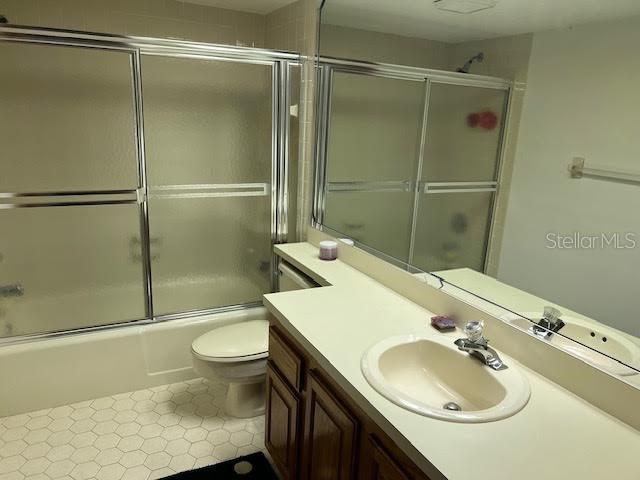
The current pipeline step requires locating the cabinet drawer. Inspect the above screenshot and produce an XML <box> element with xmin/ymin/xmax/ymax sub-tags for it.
<box><xmin>265</xmin><ymin>361</ymin><xmax>300</xmax><ymax>480</ymax></box>
<box><xmin>269</xmin><ymin>326</ymin><xmax>303</xmax><ymax>391</ymax></box>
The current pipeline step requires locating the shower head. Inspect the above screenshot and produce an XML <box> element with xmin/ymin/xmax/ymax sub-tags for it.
<box><xmin>456</xmin><ymin>52</ymin><xmax>485</xmax><ymax>74</ymax></box>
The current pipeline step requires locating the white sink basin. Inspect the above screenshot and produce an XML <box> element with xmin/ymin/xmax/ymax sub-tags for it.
<box><xmin>502</xmin><ymin>313</ymin><xmax>640</xmax><ymax>377</ymax></box>
<box><xmin>362</xmin><ymin>334</ymin><xmax>530</xmax><ymax>423</ymax></box>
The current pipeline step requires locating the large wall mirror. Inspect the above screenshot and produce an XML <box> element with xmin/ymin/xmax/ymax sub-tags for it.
<box><xmin>313</xmin><ymin>0</ymin><xmax>640</xmax><ymax>383</ymax></box>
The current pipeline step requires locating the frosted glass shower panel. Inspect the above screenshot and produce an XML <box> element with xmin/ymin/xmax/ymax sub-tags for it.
<box><xmin>324</xmin><ymin>191</ymin><xmax>414</xmax><ymax>262</ymax></box>
<box><xmin>0</xmin><ymin>42</ymin><xmax>138</xmax><ymax>193</ymax></box>
<box><xmin>141</xmin><ymin>56</ymin><xmax>273</xmax><ymax>186</ymax></box>
<box><xmin>322</xmin><ymin>72</ymin><xmax>425</xmax><ymax>262</ymax></box>
<box><xmin>326</xmin><ymin>72</ymin><xmax>425</xmax><ymax>182</ymax></box>
<box><xmin>422</xmin><ymin>83</ymin><xmax>507</xmax><ymax>182</ymax></box>
<box><xmin>412</xmin><ymin>192</ymin><xmax>494</xmax><ymax>273</ymax></box>
<box><xmin>0</xmin><ymin>204</ymin><xmax>147</xmax><ymax>338</ymax></box>
<box><xmin>148</xmin><ymin>196</ymin><xmax>272</xmax><ymax>316</ymax></box>
<box><xmin>141</xmin><ymin>55</ymin><xmax>274</xmax><ymax>316</ymax></box>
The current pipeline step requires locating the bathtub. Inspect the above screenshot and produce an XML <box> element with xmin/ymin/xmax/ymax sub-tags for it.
<box><xmin>0</xmin><ymin>306</ymin><xmax>267</xmax><ymax>417</ymax></box>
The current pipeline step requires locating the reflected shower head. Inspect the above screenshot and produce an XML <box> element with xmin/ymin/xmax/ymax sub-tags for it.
<box><xmin>457</xmin><ymin>52</ymin><xmax>485</xmax><ymax>73</ymax></box>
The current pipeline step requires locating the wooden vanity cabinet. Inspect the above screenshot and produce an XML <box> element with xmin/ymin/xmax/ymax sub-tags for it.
<box><xmin>302</xmin><ymin>371</ymin><xmax>359</xmax><ymax>479</ymax></box>
<box><xmin>266</xmin><ymin>320</ymin><xmax>439</xmax><ymax>480</ymax></box>
<box><xmin>360</xmin><ymin>436</ymin><xmax>412</xmax><ymax>480</ymax></box>
<box><xmin>265</xmin><ymin>362</ymin><xmax>300</xmax><ymax>480</ymax></box>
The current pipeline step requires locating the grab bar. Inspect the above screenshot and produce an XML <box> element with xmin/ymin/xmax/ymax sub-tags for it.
<box><xmin>0</xmin><ymin>284</ymin><xmax>24</xmax><ymax>297</ymax></box>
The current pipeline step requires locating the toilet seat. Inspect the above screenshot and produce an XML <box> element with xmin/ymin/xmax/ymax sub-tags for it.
<box><xmin>191</xmin><ymin>319</ymin><xmax>269</xmax><ymax>363</ymax></box>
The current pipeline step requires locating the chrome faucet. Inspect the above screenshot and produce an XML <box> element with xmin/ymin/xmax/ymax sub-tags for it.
<box><xmin>531</xmin><ymin>306</ymin><xmax>565</xmax><ymax>339</ymax></box>
<box><xmin>0</xmin><ymin>284</ymin><xmax>24</xmax><ymax>298</ymax></box>
<box><xmin>454</xmin><ymin>321</ymin><xmax>507</xmax><ymax>371</ymax></box>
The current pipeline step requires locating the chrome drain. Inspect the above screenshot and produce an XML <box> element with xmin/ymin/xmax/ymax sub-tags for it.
<box><xmin>443</xmin><ymin>402</ymin><xmax>462</xmax><ymax>411</ymax></box>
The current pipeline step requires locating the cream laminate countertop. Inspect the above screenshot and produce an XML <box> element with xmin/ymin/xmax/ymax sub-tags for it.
<box><xmin>264</xmin><ymin>242</ymin><xmax>640</xmax><ymax>480</ymax></box>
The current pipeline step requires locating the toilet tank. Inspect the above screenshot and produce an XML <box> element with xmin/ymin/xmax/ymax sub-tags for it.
<box><xmin>277</xmin><ymin>261</ymin><xmax>318</xmax><ymax>291</ymax></box>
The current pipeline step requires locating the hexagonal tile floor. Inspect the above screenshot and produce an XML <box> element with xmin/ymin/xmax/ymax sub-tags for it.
<box><xmin>0</xmin><ymin>378</ymin><xmax>265</xmax><ymax>480</ymax></box>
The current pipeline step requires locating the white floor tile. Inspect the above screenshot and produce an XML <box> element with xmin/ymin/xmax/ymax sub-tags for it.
<box><xmin>0</xmin><ymin>379</ymin><xmax>265</xmax><ymax>480</ymax></box>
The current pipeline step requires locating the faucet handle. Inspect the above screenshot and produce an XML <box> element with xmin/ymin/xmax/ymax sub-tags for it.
<box><xmin>543</xmin><ymin>306</ymin><xmax>562</xmax><ymax>324</ymax></box>
<box><xmin>463</xmin><ymin>321</ymin><xmax>484</xmax><ymax>342</ymax></box>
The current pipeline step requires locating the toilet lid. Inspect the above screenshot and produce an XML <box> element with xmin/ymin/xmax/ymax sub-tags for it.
<box><xmin>192</xmin><ymin>320</ymin><xmax>269</xmax><ymax>361</ymax></box>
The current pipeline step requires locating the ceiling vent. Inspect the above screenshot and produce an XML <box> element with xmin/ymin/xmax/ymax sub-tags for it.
<box><xmin>434</xmin><ymin>0</ymin><xmax>497</xmax><ymax>14</ymax></box>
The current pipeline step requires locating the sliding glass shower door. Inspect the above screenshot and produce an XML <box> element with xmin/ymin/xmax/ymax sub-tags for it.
<box><xmin>412</xmin><ymin>83</ymin><xmax>508</xmax><ymax>273</ymax></box>
<box><xmin>0</xmin><ymin>42</ymin><xmax>147</xmax><ymax>337</ymax></box>
<box><xmin>141</xmin><ymin>56</ymin><xmax>274</xmax><ymax>316</ymax></box>
<box><xmin>0</xmin><ymin>27</ymin><xmax>295</xmax><ymax>341</ymax></box>
<box><xmin>317</xmin><ymin>63</ymin><xmax>510</xmax><ymax>274</ymax></box>
<box><xmin>322</xmin><ymin>70</ymin><xmax>426</xmax><ymax>263</ymax></box>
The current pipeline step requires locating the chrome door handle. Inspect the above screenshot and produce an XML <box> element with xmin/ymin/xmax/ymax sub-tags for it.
<box><xmin>0</xmin><ymin>284</ymin><xmax>24</xmax><ymax>297</ymax></box>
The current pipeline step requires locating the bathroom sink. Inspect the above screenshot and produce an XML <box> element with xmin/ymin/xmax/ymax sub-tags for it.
<box><xmin>361</xmin><ymin>335</ymin><xmax>530</xmax><ymax>423</ymax></box>
<box><xmin>503</xmin><ymin>313</ymin><xmax>640</xmax><ymax>377</ymax></box>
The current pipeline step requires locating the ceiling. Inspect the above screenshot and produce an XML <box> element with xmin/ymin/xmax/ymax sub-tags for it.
<box><xmin>178</xmin><ymin>0</ymin><xmax>297</xmax><ymax>15</ymax></box>
<box><xmin>322</xmin><ymin>0</ymin><xmax>640</xmax><ymax>43</ymax></box>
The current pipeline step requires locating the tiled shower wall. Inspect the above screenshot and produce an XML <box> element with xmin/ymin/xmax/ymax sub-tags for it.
<box><xmin>266</xmin><ymin>0</ymin><xmax>319</xmax><ymax>240</ymax></box>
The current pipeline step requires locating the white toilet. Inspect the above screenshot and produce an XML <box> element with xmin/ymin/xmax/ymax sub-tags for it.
<box><xmin>191</xmin><ymin>319</ymin><xmax>269</xmax><ymax>418</ymax></box>
<box><xmin>191</xmin><ymin>262</ymin><xmax>316</xmax><ymax>418</ymax></box>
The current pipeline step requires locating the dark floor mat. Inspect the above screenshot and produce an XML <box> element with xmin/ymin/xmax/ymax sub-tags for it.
<box><xmin>161</xmin><ymin>452</ymin><xmax>278</xmax><ymax>479</ymax></box>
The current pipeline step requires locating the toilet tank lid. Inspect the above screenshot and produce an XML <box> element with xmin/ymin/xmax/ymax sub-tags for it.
<box><xmin>192</xmin><ymin>320</ymin><xmax>269</xmax><ymax>359</ymax></box>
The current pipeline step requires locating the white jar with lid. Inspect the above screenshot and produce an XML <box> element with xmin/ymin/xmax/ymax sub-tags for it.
<box><xmin>319</xmin><ymin>240</ymin><xmax>338</xmax><ymax>261</ymax></box>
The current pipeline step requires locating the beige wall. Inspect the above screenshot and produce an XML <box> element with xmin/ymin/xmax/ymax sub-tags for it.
<box><xmin>498</xmin><ymin>16</ymin><xmax>640</xmax><ymax>337</ymax></box>
<box><xmin>266</xmin><ymin>0</ymin><xmax>314</xmax><ymax>53</ymax></box>
<box><xmin>447</xmin><ymin>34</ymin><xmax>532</xmax><ymax>81</ymax></box>
<box><xmin>320</xmin><ymin>24</ymin><xmax>448</xmax><ymax>69</ymax></box>
<box><xmin>319</xmin><ymin>23</ymin><xmax>532</xmax><ymax>79</ymax></box>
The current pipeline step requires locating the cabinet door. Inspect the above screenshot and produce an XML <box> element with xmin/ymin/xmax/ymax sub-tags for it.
<box><xmin>364</xmin><ymin>436</ymin><xmax>412</xmax><ymax>480</ymax></box>
<box><xmin>265</xmin><ymin>362</ymin><xmax>300</xmax><ymax>480</ymax></box>
<box><xmin>303</xmin><ymin>371</ymin><xmax>359</xmax><ymax>480</ymax></box>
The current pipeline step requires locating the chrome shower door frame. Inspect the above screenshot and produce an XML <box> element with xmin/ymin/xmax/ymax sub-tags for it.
<box><xmin>0</xmin><ymin>25</ymin><xmax>300</xmax><ymax>344</ymax></box>
<box><xmin>313</xmin><ymin>56</ymin><xmax>513</xmax><ymax>273</ymax></box>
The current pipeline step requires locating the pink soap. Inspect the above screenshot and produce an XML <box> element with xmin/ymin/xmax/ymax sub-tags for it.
<box><xmin>430</xmin><ymin>315</ymin><xmax>456</xmax><ymax>332</ymax></box>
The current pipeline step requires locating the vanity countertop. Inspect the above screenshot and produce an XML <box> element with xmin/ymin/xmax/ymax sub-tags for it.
<box><xmin>263</xmin><ymin>242</ymin><xmax>640</xmax><ymax>480</ymax></box>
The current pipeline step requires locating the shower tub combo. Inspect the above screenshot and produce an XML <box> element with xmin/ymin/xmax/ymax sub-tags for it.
<box><xmin>0</xmin><ymin>25</ymin><xmax>300</xmax><ymax>417</ymax></box>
